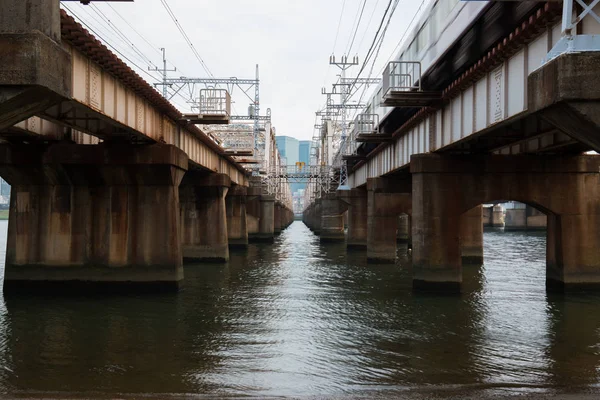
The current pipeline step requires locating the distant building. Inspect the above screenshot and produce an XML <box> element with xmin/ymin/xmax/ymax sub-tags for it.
<box><xmin>299</xmin><ymin>140</ymin><xmax>310</xmax><ymax>166</ymax></box>
<box><xmin>0</xmin><ymin>178</ymin><xmax>10</xmax><ymax>209</ymax></box>
<box><xmin>276</xmin><ymin>135</ymin><xmax>305</xmax><ymax>194</ymax></box>
<box><xmin>275</xmin><ymin>136</ymin><xmax>299</xmax><ymax>166</ymax></box>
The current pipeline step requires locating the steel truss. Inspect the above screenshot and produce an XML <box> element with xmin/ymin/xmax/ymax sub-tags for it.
<box><xmin>160</xmin><ymin>65</ymin><xmax>270</xmax><ymax>174</ymax></box>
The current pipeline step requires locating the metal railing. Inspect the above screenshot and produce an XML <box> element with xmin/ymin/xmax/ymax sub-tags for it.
<box><xmin>353</xmin><ymin>113</ymin><xmax>379</xmax><ymax>136</ymax></box>
<box><xmin>383</xmin><ymin>61</ymin><xmax>422</xmax><ymax>96</ymax></box>
<box><xmin>198</xmin><ymin>88</ymin><xmax>231</xmax><ymax>117</ymax></box>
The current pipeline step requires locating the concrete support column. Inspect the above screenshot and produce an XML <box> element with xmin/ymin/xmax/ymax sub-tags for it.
<box><xmin>226</xmin><ymin>185</ymin><xmax>248</xmax><ymax>248</ymax></box>
<box><xmin>546</xmin><ymin>212</ymin><xmax>600</xmax><ymax>291</ymax></box>
<box><xmin>0</xmin><ymin>0</ymin><xmax>71</xmax><ymax>132</ymax></box>
<box><xmin>483</xmin><ymin>206</ymin><xmax>493</xmax><ymax>227</ymax></box>
<box><xmin>367</xmin><ymin>177</ymin><xmax>411</xmax><ymax>263</ymax></box>
<box><xmin>397</xmin><ymin>214</ymin><xmax>411</xmax><ymax>244</ymax></box>
<box><xmin>320</xmin><ymin>193</ymin><xmax>346</xmax><ymax>242</ymax></box>
<box><xmin>339</xmin><ymin>188</ymin><xmax>367</xmax><ymax>249</ymax></box>
<box><xmin>180</xmin><ymin>172</ymin><xmax>230</xmax><ymax>263</ymax></box>
<box><xmin>492</xmin><ymin>205</ymin><xmax>505</xmax><ymax>227</ymax></box>
<box><xmin>305</xmin><ymin>205</ymin><xmax>313</xmax><ymax>231</ymax></box>
<box><xmin>0</xmin><ymin>144</ymin><xmax>188</xmax><ymax>293</ymax></box>
<box><xmin>506</xmin><ymin>205</ymin><xmax>547</xmax><ymax>231</ymax></box>
<box><xmin>274</xmin><ymin>203</ymin><xmax>282</xmax><ymax>234</ymax></box>
<box><xmin>527</xmin><ymin>205</ymin><xmax>547</xmax><ymax>230</ymax></box>
<box><xmin>246</xmin><ymin>187</ymin><xmax>262</xmax><ymax>241</ymax></box>
<box><xmin>505</xmin><ymin>207</ymin><xmax>526</xmax><ymax>231</ymax></box>
<box><xmin>255</xmin><ymin>195</ymin><xmax>275</xmax><ymax>242</ymax></box>
<box><xmin>460</xmin><ymin>205</ymin><xmax>484</xmax><ymax>265</ymax></box>
<box><xmin>0</xmin><ymin>0</ymin><xmax>61</xmax><ymax>42</ymax></box>
<box><xmin>312</xmin><ymin>199</ymin><xmax>322</xmax><ymax>235</ymax></box>
<box><xmin>411</xmin><ymin>154</ymin><xmax>600</xmax><ymax>293</ymax></box>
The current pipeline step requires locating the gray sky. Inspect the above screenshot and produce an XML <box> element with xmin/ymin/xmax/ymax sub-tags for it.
<box><xmin>61</xmin><ymin>0</ymin><xmax>425</xmax><ymax>141</ymax></box>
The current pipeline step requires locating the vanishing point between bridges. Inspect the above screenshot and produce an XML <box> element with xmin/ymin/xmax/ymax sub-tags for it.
<box><xmin>1</xmin><ymin>0</ymin><xmax>600</xmax><ymax>398</ymax></box>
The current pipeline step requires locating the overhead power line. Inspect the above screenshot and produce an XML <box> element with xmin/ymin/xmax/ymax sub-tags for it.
<box><xmin>356</xmin><ymin>0</ymin><xmax>381</xmax><ymax>52</ymax></box>
<box><xmin>381</xmin><ymin>0</ymin><xmax>427</xmax><ymax>72</ymax></box>
<box><xmin>89</xmin><ymin>4</ymin><xmax>159</xmax><ymax>69</ymax></box>
<box><xmin>62</xmin><ymin>5</ymin><xmax>161</xmax><ymax>83</ymax></box>
<box><xmin>351</xmin><ymin>0</ymin><xmax>425</xmax><ymax>119</ymax></box>
<box><xmin>323</xmin><ymin>0</ymin><xmax>348</xmax><ymax>87</ymax></box>
<box><xmin>68</xmin><ymin>4</ymin><xmax>156</xmax><ymax>73</ymax></box>
<box><xmin>331</xmin><ymin>0</ymin><xmax>348</xmax><ymax>55</ymax></box>
<box><xmin>345</xmin><ymin>0</ymin><xmax>368</xmax><ymax>56</ymax></box>
<box><xmin>106</xmin><ymin>4</ymin><xmax>163</xmax><ymax>57</ymax></box>
<box><xmin>345</xmin><ymin>0</ymin><xmax>394</xmax><ymax>96</ymax></box>
<box><xmin>159</xmin><ymin>0</ymin><xmax>214</xmax><ymax>78</ymax></box>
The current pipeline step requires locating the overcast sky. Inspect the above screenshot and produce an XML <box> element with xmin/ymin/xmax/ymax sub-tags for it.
<box><xmin>61</xmin><ymin>0</ymin><xmax>425</xmax><ymax>141</ymax></box>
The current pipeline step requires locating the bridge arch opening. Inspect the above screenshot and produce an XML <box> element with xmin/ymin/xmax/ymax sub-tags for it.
<box><xmin>460</xmin><ymin>199</ymin><xmax>556</xmax><ymax>291</ymax></box>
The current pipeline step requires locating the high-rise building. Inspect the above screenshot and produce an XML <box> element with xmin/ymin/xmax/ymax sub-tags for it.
<box><xmin>299</xmin><ymin>140</ymin><xmax>310</xmax><ymax>166</ymax></box>
<box><xmin>275</xmin><ymin>136</ymin><xmax>299</xmax><ymax>166</ymax></box>
<box><xmin>275</xmin><ymin>135</ymin><xmax>305</xmax><ymax>194</ymax></box>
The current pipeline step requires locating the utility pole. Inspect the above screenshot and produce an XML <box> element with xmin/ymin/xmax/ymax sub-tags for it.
<box><xmin>254</xmin><ymin>64</ymin><xmax>260</xmax><ymax>175</ymax></box>
<box><xmin>149</xmin><ymin>48</ymin><xmax>176</xmax><ymax>98</ymax></box>
<box><xmin>329</xmin><ymin>55</ymin><xmax>358</xmax><ymax>190</ymax></box>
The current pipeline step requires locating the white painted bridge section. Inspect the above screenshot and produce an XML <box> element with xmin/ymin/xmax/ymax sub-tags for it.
<box><xmin>349</xmin><ymin>4</ymin><xmax>600</xmax><ymax>188</ymax></box>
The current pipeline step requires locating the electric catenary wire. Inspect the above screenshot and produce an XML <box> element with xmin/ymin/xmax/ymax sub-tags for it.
<box><xmin>159</xmin><ymin>0</ymin><xmax>214</xmax><ymax>78</ymax></box>
<box><xmin>89</xmin><ymin>4</ymin><xmax>159</xmax><ymax>70</ymax></box>
<box><xmin>345</xmin><ymin>0</ymin><xmax>368</xmax><ymax>56</ymax></box>
<box><xmin>346</xmin><ymin>0</ymin><xmax>394</xmax><ymax>93</ymax></box>
<box><xmin>63</xmin><ymin>5</ymin><xmax>160</xmax><ymax>82</ymax></box>
<box><xmin>62</xmin><ymin>5</ymin><xmax>192</xmax><ymax>111</ymax></box>
<box><xmin>352</xmin><ymin>0</ymin><xmax>426</xmax><ymax>114</ymax></box>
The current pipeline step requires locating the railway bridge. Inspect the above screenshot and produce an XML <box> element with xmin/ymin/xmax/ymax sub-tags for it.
<box><xmin>304</xmin><ymin>0</ymin><xmax>600</xmax><ymax>292</ymax></box>
<box><xmin>0</xmin><ymin>0</ymin><xmax>294</xmax><ymax>292</ymax></box>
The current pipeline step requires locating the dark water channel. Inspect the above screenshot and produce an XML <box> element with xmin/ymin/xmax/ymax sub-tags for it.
<box><xmin>0</xmin><ymin>220</ymin><xmax>598</xmax><ymax>398</ymax></box>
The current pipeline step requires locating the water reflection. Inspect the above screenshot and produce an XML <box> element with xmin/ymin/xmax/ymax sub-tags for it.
<box><xmin>545</xmin><ymin>294</ymin><xmax>600</xmax><ymax>389</ymax></box>
<box><xmin>0</xmin><ymin>222</ymin><xmax>596</xmax><ymax>397</ymax></box>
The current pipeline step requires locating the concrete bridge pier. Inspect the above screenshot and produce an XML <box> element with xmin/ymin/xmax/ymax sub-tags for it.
<box><xmin>0</xmin><ymin>0</ymin><xmax>72</xmax><ymax>132</ymax></box>
<box><xmin>460</xmin><ymin>206</ymin><xmax>484</xmax><ymax>266</ymax></box>
<box><xmin>226</xmin><ymin>185</ymin><xmax>248</xmax><ymax>249</ymax></box>
<box><xmin>274</xmin><ymin>203</ymin><xmax>282</xmax><ymax>234</ymax></box>
<box><xmin>505</xmin><ymin>205</ymin><xmax>547</xmax><ymax>231</ymax></box>
<box><xmin>411</xmin><ymin>154</ymin><xmax>600</xmax><ymax>293</ymax></box>
<box><xmin>320</xmin><ymin>193</ymin><xmax>347</xmax><ymax>242</ymax></box>
<box><xmin>397</xmin><ymin>214</ymin><xmax>411</xmax><ymax>245</ymax></box>
<box><xmin>304</xmin><ymin>203</ymin><xmax>317</xmax><ymax>232</ymax></box>
<box><xmin>492</xmin><ymin>205</ymin><xmax>505</xmax><ymax>228</ymax></box>
<box><xmin>367</xmin><ymin>177</ymin><xmax>412</xmax><ymax>263</ymax></box>
<box><xmin>302</xmin><ymin>206</ymin><xmax>310</xmax><ymax>230</ymax></box>
<box><xmin>253</xmin><ymin>195</ymin><xmax>275</xmax><ymax>243</ymax></box>
<box><xmin>309</xmin><ymin>199</ymin><xmax>322</xmax><ymax>235</ymax></box>
<box><xmin>281</xmin><ymin>207</ymin><xmax>290</xmax><ymax>229</ymax></box>
<box><xmin>285</xmin><ymin>208</ymin><xmax>294</xmax><ymax>228</ymax></box>
<box><xmin>246</xmin><ymin>187</ymin><xmax>262</xmax><ymax>241</ymax></box>
<box><xmin>0</xmin><ymin>143</ymin><xmax>187</xmax><ymax>293</ymax></box>
<box><xmin>338</xmin><ymin>188</ymin><xmax>367</xmax><ymax>249</ymax></box>
<box><xmin>180</xmin><ymin>172</ymin><xmax>230</xmax><ymax>263</ymax></box>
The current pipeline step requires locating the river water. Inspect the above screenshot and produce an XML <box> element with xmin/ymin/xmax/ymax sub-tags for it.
<box><xmin>0</xmin><ymin>220</ymin><xmax>598</xmax><ymax>398</ymax></box>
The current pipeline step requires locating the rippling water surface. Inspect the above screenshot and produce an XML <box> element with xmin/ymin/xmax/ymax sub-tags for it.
<box><xmin>0</xmin><ymin>220</ymin><xmax>598</xmax><ymax>398</ymax></box>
